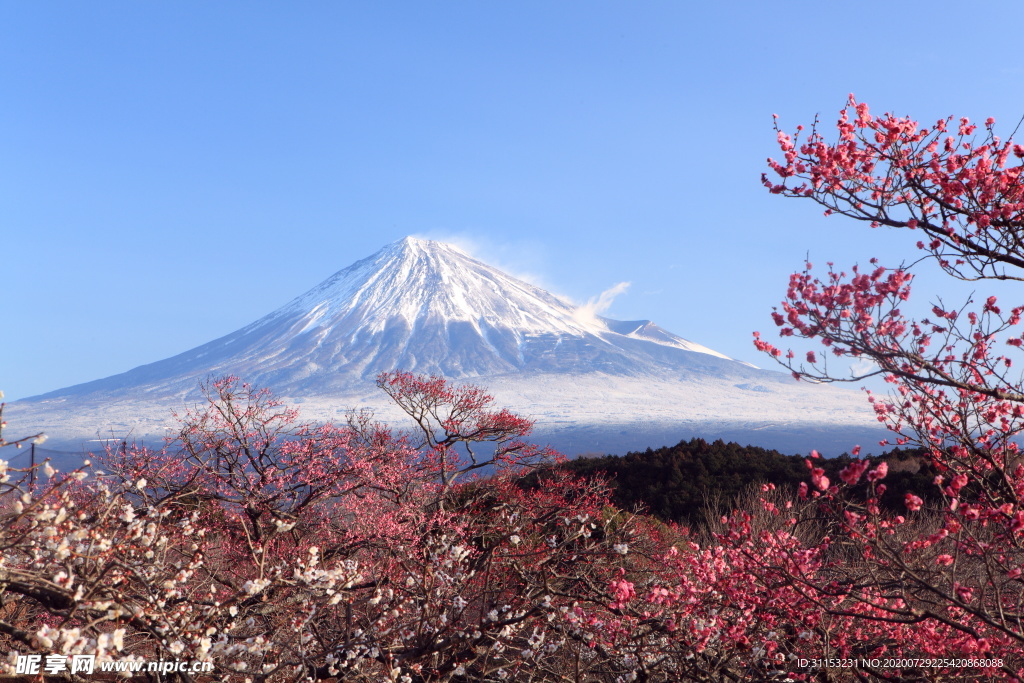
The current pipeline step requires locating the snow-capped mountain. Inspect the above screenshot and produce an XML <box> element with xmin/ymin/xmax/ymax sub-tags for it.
<box><xmin>10</xmin><ymin>237</ymin><xmax>886</xmax><ymax>456</ymax></box>
<box><xmin>33</xmin><ymin>237</ymin><xmax>750</xmax><ymax>397</ymax></box>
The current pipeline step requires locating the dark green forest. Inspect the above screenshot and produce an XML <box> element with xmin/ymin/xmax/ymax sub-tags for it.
<box><xmin>534</xmin><ymin>438</ymin><xmax>940</xmax><ymax>528</ymax></box>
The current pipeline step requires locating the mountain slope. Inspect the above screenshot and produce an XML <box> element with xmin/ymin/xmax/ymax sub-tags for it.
<box><xmin>34</xmin><ymin>237</ymin><xmax>754</xmax><ymax>399</ymax></box>
<box><xmin>13</xmin><ymin>237</ymin><xmax>885</xmax><ymax>455</ymax></box>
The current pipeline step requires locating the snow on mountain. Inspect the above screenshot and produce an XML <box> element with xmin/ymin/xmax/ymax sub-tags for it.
<box><xmin>29</xmin><ymin>236</ymin><xmax>750</xmax><ymax>396</ymax></box>
<box><xmin>9</xmin><ymin>237</ymin><xmax>886</xmax><ymax>456</ymax></box>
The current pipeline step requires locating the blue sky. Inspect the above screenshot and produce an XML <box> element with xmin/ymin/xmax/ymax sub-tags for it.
<box><xmin>3</xmin><ymin>1</ymin><xmax>1024</xmax><ymax>400</ymax></box>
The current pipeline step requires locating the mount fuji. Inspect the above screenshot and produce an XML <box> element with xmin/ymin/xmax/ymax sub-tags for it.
<box><xmin>10</xmin><ymin>237</ymin><xmax>885</xmax><ymax>457</ymax></box>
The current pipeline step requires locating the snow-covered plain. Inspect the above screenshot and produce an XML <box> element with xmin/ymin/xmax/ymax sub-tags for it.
<box><xmin>9</xmin><ymin>237</ymin><xmax>887</xmax><ymax>458</ymax></box>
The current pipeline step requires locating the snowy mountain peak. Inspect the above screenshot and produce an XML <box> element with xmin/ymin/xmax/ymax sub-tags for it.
<box><xmin>272</xmin><ymin>236</ymin><xmax>595</xmax><ymax>340</ymax></box>
<box><xmin>33</xmin><ymin>237</ymin><xmax>745</xmax><ymax>398</ymax></box>
<box><xmin>14</xmin><ymin>237</ymin><xmax>887</xmax><ymax>458</ymax></box>
<box><xmin>377</xmin><ymin>235</ymin><xmax>468</xmax><ymax>263</ymax></box>
<box><xmin>392</xmin><ymin>234</ymin><xmax>459</xmax><ymax>252</ymax></box>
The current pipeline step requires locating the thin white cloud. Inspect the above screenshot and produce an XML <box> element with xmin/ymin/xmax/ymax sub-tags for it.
<box><xmin>573</xmin><ymin>282</ymin><xmax>631</xmax><ymax>325</ymax></box>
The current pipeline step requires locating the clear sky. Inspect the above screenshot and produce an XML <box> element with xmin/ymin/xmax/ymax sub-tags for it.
<box><xmin>4</xmin><ymin>1</ymin><xmax>1024</xmax><ymax>400</ymax></box>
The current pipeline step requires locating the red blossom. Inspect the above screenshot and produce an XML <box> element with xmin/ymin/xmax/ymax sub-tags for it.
<box><xmin>759</xmin><ymin>96</ymin><xmax>1024</xmax><ymax>675</ymax></box>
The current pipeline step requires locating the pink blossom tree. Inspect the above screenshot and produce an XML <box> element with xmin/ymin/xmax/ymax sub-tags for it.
<box><xmin>0</xmin><ymin>375</ymin><xmax>671</xmax><ymax>681</ymax></box>
<box><xmin>755</xmin><ymin>96</ymin><xmax>1024</xmax><ymax>678</ymax></box>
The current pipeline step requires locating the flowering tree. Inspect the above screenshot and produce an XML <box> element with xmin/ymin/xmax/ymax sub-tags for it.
<box><xmin>94</xmin><ymin>374</ymin><xmax>582</xmax><ymax>680</ymax></box>
<box><xmin>0</xmin><ymin>376</ymin><xmax>685</xmax><ymax>681</ymax></box>
<box><xmin>10</xmin><ymin>365</ymin><xmax>1018</xmax><ymax>680</ymax></box>
<box><xmin>756</xmin><ymin>96</ymin><xmax>1024</xmax><ymax>678</ymax></box>
<box><xmin>375</xmin><ymin>371</ymin><xmax>559</xmax><ymax>491</ymax></box>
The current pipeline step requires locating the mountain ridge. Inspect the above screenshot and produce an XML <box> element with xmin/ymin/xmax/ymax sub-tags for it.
<box><xmin>12</xmin><ymin>236</ymin><xmax>885</xmax><ymax>456</ymax></box>
<box><xmin>30</xmin><ymin>237</ymin><xmax>750</xmax><ymax>400</ymax></box>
